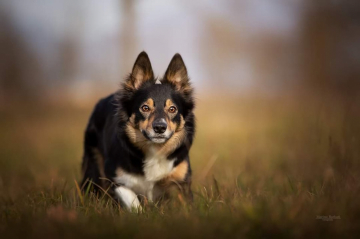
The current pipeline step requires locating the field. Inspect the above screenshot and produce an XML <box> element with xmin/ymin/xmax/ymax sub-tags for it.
<box><xmin>1</xmin><ymin>93</ymin><xmax>360</xmax><ymax>238</ymax></box>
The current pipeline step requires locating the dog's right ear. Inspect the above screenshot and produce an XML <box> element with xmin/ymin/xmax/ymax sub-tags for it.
<box><xmin>125</xmin><ymin>51</ymin><xmax>154</xmax><ymax>90</ymax></box>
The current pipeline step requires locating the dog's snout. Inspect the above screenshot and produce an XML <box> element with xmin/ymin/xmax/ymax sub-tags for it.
<box><xmin>152</xmin><ymin>119</ymin><xmax>167</xmax><ymax>134</ymax></box>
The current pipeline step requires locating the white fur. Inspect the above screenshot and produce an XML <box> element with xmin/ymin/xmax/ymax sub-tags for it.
<box><xmin>114</xmin><ymin>170</ymin><xmax>155</xmax><ymax>199</ymax></box>
<box><xmin>143</xmin><ymin>146</ymin><xmax>175</xmax><ymax>182</ymax></box>
<box><xmin>113</xmin><ymin>146</ymin><xmax>175</xmax><ymax>210</ymax></box>
<box><xmin>114</xmin><ymin>186</ymin><xmax>141</xmax><ymax>212</ymax></box>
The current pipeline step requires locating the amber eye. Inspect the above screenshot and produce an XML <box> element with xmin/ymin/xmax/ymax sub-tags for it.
<box><xmin>168</xmin><ymin>106</ymin><xmax>177</xmax><ymax>113</ymax></box>
<box><xmin>141</xmin><ymin>105</ymin><xmax>150</xmax><ymax>112</ymax></box>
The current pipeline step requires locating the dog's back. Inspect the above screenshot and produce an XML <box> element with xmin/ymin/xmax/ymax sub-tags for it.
<box><xmin>81</xmin><ymin>94</ymin><xmax>116</xmax><ymax>191</ymax></box>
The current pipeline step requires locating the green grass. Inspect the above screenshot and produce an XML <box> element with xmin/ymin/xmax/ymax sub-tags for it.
<box><xmin>1</xmin><ymin>94</ymin><xmax>360</xmax><ymax>238</ymax></box>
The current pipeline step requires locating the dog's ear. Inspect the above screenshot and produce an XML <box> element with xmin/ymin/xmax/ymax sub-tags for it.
<box><xmin>126</xmin><ymin>51</ymin><xmax>154</xmax><ymax>90</ymax></box>
<box><xmin>163</xmin><ymin>53</ymin><xmax>192</xmax><ymax>93</ymax></box>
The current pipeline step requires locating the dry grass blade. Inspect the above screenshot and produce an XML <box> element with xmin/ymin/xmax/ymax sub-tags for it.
<box><xmin>74</xmin><ymin>180</ymin><xmax>84</xmax><ymax>206</ymax></box>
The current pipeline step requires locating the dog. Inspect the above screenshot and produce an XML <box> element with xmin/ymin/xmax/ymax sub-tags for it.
<box><xmin>80</xmin><ymin>52</ymin><xmax>195</xmax><ymax>210</ymax></box>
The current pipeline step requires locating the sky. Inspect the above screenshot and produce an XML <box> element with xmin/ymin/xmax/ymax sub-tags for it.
<box><xmin>2</xmin><ymin>0</ymin><xmax>302</xmax><ymax>95</ymax></box>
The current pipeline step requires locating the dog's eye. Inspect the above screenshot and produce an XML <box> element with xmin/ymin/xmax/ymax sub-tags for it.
<box><xmin>168</xmin><ymin>106</ymin><xmax>177</xmax><ymax>113</ymax></box>
<box><xmin>141</xmin><ymin>105</ymin><xmax>150</xmax><ymax>112</ymax></box>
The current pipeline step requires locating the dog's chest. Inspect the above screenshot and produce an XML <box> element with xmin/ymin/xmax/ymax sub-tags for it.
<box><xmin>114</xmin><ymin>147</ymin><xmax>175</xmax><ymax>199</ymax></box>
<box><xmin>143</xmin><ymin>147</ymin><xmax>175</xmax><ymax>182</ymax></box>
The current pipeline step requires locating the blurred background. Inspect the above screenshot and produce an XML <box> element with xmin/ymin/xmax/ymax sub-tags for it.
<box><xmin>1</xmin><ymin>0</ymin><xmax>360</xmax><ymax>195</ymax></box>
<box><xmin>1</xmin><ymin>0</ymin><xmax>359</xmax><ymax>104</ymax></box>
<box><xmin>1</xmin><ymin>1</ymin><xmax>360</xmax><ymax>236</ymax></box>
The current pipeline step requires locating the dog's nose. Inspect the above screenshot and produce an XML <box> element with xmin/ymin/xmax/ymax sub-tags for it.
<box><xmin>152</xmin><ymin>119</ymin><xmax>167</xmax><ymax>134</ymax></box>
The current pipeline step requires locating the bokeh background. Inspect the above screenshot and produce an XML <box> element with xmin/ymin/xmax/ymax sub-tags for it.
<box><xmin>1</xmin><ymin>0</ymin><xmax>360</xmax><ymax>237</ymax></box>
<box><xmin>1</xmin><ymin>0</ymin><xmax>359</xmax><ymax>101</ymax></box>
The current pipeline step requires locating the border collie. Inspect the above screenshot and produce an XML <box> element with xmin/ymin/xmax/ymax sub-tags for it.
<box><xmin>81</xmin><ymin>52</ymin><xmax>195</xmax><ymax>210</ymax></box>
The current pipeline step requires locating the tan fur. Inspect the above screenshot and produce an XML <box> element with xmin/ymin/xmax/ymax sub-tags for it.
<box><xmin>166</xmin><ymin>69</ymin><xmax>187</xmax><ymax>88</ymax></box>
<box><xmin>168</xmin><ymin>120</ymin><xmax>177</xmax><ymax>132</ymax></box>
<box><xmin>164</xmin><ymin>99</ymin><xmax>175</xmax><ymax>115</ymax></box>
<box><xmin>165</xmin><ymin>99</ymin><xmax>173</xmax><ymax>108</ymax></box>
<box><xmin>138</xmin><ymin>118</ymin><xmax>149</xmax><ymax>131</ymax></box>
<box><xmin>157</xmin><ymin>125</ymin><xmax>186</xmax><ymax>156</ymax></box>
<box><xmin>164</xmin><ymin>99</ymin><xmax>185</xmax><ymax>132</ymax></box>
<box><xmin>168</xmin><ymin>160</ymin><xmax>188</xmax><ymax>181</ymax></box>
<box><xmin>144</xmin><ymin>98</ymin><xmax>154</xmax><ymax>109</ymax></box>
<box><xmin>129</xmin><ymin>65</ymin><xmax>153</xmax><ymax>90</ymax></box>
<box><xmin>128</xmin><ymin>113</ymin><xmax>136</xmax><ymax>125</ymax></box>
<box><xmin>138</xmin><ymin>99</ymin><xmax>156</xmax><ymax>136</ymax></box>
<box><xmin>125</xmin><ymin>116</ymin><xmax>186</xmax><ymax>157</ymax></box>
<box><xmin>123</xmin><ymin>76</ymin><xmax>147</xmax><ymax>91</ymax></box>
<box><xmin>125</xmin><ymin>52</ymin><xmax>154</xmax><ymax>91</ymax></box>
<box><xmin>116</xmin><ymin>167</ymin><xmax>125</xmax><ymax>177</ymax></box>
<box><xmin>125</xmin><ymin>94</ymin><xmax>188</xmax><ymax>159</ymax></box>
<box><xmin>166</xmin><ymin>68</ymin><xmax>192</xmax><ymax>94</ymax></box>
<box><xmin>134</xmin><ymin>98</ymin><xmax>154</xmax><ymax>115</ymax></box>
<box><xmin>158</xmin><ymin>160</ymin><xmax>189</xmax><ymax>187</ymax></box>
<box><xmin>132</xmin><ymin>65</ymin><xmax>146</xmax><ymax>89</ymax></box>
<box><xmin>125</xmin><ymin>123</ymin><xmax>148</xmax><ymax>146</ymax></box>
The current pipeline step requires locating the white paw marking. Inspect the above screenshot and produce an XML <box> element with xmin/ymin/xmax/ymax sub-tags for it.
<box><xmin>114</xmin><ymin>186</ymin><xmax>141</xmax><ymax>212</ymax></box>
<box><xmin>114</xmin><ymin>169</ymin><xmax>154</xmax><ymax>198</ymax></box>
<box><xmin>114</xmin><ymin>146</ymin><xmax>175</xmax><ymax>205</ymax></box>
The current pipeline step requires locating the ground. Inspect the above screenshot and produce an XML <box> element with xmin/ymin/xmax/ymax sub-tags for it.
<box><xmin>1</xmin><ymin>93</ymin><xmax>359</xmax><ymax>238</ymax></box>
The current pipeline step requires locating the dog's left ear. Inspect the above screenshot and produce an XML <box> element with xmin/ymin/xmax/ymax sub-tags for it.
<box><xmin>164</xmin><ymin>53</ymin><xmax>192</xmax><ymax>93</ymax></box>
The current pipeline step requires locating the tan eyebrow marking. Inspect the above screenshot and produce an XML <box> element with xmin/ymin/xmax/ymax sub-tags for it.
<box><xmin>145</xmin><ymin>98</ymin><xmax>154</xmax><ymax>108</ymax></box>
<box><xmin>165</xmin><ymin>99</ymin><xmax>173</xmax><ymax>108</ymax></box>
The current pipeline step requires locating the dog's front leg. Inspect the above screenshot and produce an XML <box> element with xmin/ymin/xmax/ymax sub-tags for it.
<box><xmin>174</xmin><ymin>180</ymin><xmax>193</xmax><ymax>204</ymax></box>
<box><xmin>114</xmin><ymin>186</ymin><xmax>141</xmax><ymax>212</ymax></box>
<box><xmin>182</xmin><ymin>180</ymin><xmax>193</xmax><ymax>202</ymax></box>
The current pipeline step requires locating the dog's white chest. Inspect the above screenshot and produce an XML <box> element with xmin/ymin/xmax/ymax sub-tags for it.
<box><xmin>143</xmin><ymin>147</ymin><xmax>175</xmax><ymax>182</ymax></box>
<box><xmin>114</xmin><ymin>147</ymin><xmax>175</xmax><ymax>200</ymax></box>
<box><xmin>114</xmin><ymin>171</ymin><xmax>154</xmax><ymax>199</ymax></box>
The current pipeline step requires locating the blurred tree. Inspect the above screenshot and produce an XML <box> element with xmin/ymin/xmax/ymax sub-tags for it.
<box><xmin>300</xmin><ymin>0</ymin><xmax>360</xmax><ymax>96</ymax></box>
<box><xmin>0</xmin><ymin>8</ymin><xmax>44</xmax><ymax>101</ymax></box>
<box><xmin>198</xmin><ymin>1</ymin><xmax>299</xmax><ymax>93</ymax></box>
<box><xmin>60</xmin><ymin>39</ymin><xmax>80</xmax><ymax>85</ymax></box>
<box><xmin>120</xmin><ymin>0</ymin><xmax>137</xmax><ymax>75</ymax></box>
<box><xmin>60</xmin><ymin>1</ymin><xmax>83</xmax><ymax>85</ymax></box>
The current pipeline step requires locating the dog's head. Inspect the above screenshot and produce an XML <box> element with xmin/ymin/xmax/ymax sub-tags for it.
<box><xmin>117</xmin><ymin>52</ymin><xmax>194</xmax><ymax>149</ymax></box>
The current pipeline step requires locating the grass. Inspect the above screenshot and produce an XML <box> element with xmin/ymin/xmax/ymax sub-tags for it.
<box><xmin>1</xmin><ymin>93</ymin><xmax>360</xmax><ymax>238</ymax></box>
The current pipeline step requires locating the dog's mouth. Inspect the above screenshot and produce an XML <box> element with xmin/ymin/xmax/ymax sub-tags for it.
<box><xmin>141</xmin><ymin>130</ymin><xmax>173</xmax><ymax>144</ymax></box>
<box><xmin>150</xmin><ymin>136</ymin><xmax>168</xmax><ymax>143</ymax></box>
